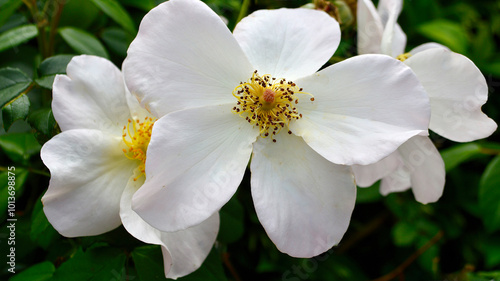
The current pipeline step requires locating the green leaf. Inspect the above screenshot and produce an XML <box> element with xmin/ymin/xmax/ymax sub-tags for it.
<box><xmin>0</xmin><ymin>0</ymin><xmax>23</xmax><ymax>27</ymax></box>
<box><xmin>0</xmin><ymin>133</ymin><xmax>41</xmax><ymax>164</ymax></box>
<box><xmin>30</xmin><ymin>197</ymin><xmax>60</xmax><ymax>249</ymax></box>
<box><xmin>482</xmin><ymin>60</ymin><xmax>500</xmax><ymax>78</ymax></box>
<box><xmin>440</xmin><ymin>143</ymin><xmax>482</xmax><ymax>172</ymax></box>
<box><xmin>0</xmin><ymin>67</ymin><xmax>32</xmax><ymax>108</ymax></box>
<box><xmin>132</xmin><ymin>245</ymin><xmax>166</xmax><ymax>281</ymax></box>
<box><xmin>417</xmin><ymin>19</ymin><xmax>469</xmax><ymax>54</ymax></box>
<box><xmin>120</xmin><ymin>0</ymin><xmax>155</xmax><ymax>11</ymax></box>
<box><xmin>90</xmin><ymin>0</ymin><xmax>136</xmax><ymax>34</ymax></box>
<box><xmin>101</xmin><ymin>27</ymin><xmax>133</xmax><ymax>57</ymax></box>
<box><xmin>472</xmin><ymin>22</ymin><xmax>495</xmax><ymax>61</ymax></box>
<box><xmin>2</xmin><ymin>94</ymin><xmax>29</xmax><ymax>131</ymax></box>
<box><xmin>315</xmin><ymin>255</ymin><xmax>369</xmax><ymax>280</ymax></box>
<box><xmin>477</xmin><ymin>141</ymin><xmax>500</xmax><ymax>152</ymax></box>
<box><xmin>356</xmin><ymin>182</ymin><xmax>383</xmax><ymax>203</ymax></box>
<box><xmin>468</xmin><ymin>271</ymin><xmax>500</xmax><ymax>280</ymax></box>
<box><xmin>59</xmin><ymin>27</ymin><xmax>109</xmax><ymax>59</ymax></box>
<box><xmin>218</xmin><ymin>195</ymin><xmax>244</xmax><ymax>243</ymax></box>
<box><xmin>482</xmin><ymin>238</ymin><xmax>500</xmax><ymax>268</ymax></box>
<box><xmin>28</xmin><ymin>108</ymin><xmax>58</xmax><ymax>143</ymax></box>
<box><xmin>479</xmin><ymin>155</ymin><xmax>500</xmax><ymax>232</ymax></box>
<box><xmin>0</xmin><ymin>168</ymin><xmax>28</xmax><ymax>222</ymax></box>
<box><xmin>0</xmin><ymin>13</ymin><xmax>28</xmax><ymax>34</ymax></box>
<box><xmin>0</xmin><ymin>24</ymin><xmax>38</xmax><ymax>53</ymax></box>
<box><xmin>416</xmin><ymin>235</ymin><xmax>440</xmax><ymax>274</ymax></box>
<box><xmin>35</xmin><ymin>55</ymin><xmax>75</xmax><ymax>89</ymax></box>
<box><xmin>9</xmin><ymin>261</ymin><xmax>55</xmax><ymax>281</ymax></box>
<box><xmin>59</xmin><ymin>0</ymin><xmax>99</xmax><ymax>29</ymax></box>
<box><xmin>52</xmin><ymin>246</ymin><xmax>127</xmax><ymax>281</ymax></box>
<box><xmin>392</xmin><ymin>221</ymin><xmax>418</xmax><ymax>246</ymax></box>
<box><xmin>38</xmin><ymin>54</ymin><xmax>75</xmax><ymax>76</ymax></box>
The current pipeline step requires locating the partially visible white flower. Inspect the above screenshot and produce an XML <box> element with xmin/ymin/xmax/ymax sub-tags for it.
<box><xmin>123</xmin><ymin>0</ymin><xmax>430</xmax><ymax>257</ymax></box>
<box><xmin>354</xmin><ymin>0</ymin><xmax>497</xmax><ymax>203</ymax></box>
<box><xmin>41</xmin><ymin>55</ymin><xmax>219</xmax><ymax>279</ymax></box>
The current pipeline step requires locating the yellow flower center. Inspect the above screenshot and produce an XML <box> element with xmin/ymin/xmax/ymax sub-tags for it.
<box><xmin>232</xmin><ymin>71</ymin><xmax>313</xmax><ymax>142</ymax></box>
<box><xmin>122</xmin><ymin>117</ymin><xmax>155</xmax><ymax>181</ymax></box>
<box><xmin>396</xmin><ymin>52</ymin><xmax>412</xmax><ymax>62</ymax></box>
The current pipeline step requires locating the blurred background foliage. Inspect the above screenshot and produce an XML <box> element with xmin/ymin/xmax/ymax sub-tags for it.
<box><xmin>1</xmin><ymin>0</ymin><xmax>500</xmax><ymax>280</ymax></box>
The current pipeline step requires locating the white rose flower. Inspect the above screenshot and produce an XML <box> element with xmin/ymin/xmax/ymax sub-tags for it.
<box><xmin>41</xmin><ymin>55</ymin><xmax>219</xmax><ymax>278</ymax></box>
<box><xmin>354</xmin><ymin>0</ymin><xmax>497</xmax><ymax>203</ymax></box>
<box><xmin>124</xmin><ymin>0</ymin><xmax>430</xmax><ymax>257</ymax></box>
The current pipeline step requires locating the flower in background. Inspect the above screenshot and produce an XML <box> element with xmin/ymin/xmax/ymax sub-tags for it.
<box><xmin>41</xmin><ymin>55</ymin><xmax>219</xmax><ymax>278</ymax></box>
<box><xmin>124</xmin><ymin>0</ymin><xmax>430</xmax><ymax>257</ymax></box>
<box><xmin>354</xmin><ymin>0</ymin><xmax>497</xmax><ymax>203</ymax></box>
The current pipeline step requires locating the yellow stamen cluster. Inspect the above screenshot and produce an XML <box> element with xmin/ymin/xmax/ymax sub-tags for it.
<box><xmin>122</xmin><ymin>117</ymin><xmax>155</xmax><ymax>181</ymax></box>
<box><xmin>232</xmin><ymin>71</ymin><xmax>313</xmax><ymax>142</ymax></box>
<box><xmin>396</xmin><ymin>52</ymin><xmax>412</xmax><ymax>62</ymax></box>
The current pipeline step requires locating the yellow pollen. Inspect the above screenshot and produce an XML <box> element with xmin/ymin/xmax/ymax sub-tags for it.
<box><xmin>396</xmin><ymin>52</ymin><xmax>412</xmax><ymax>62</ymax></box>
<box><xmin>122</xmin><ymin>116</ymin><xmax>155</xmax><ymax>181</ymax></box>
<box><xmin>232</xmin><ymin>71</ymin><xmax>313</xmax><ymax>141</ymax></box>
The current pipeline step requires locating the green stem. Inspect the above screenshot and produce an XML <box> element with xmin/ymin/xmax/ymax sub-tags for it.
<box><xmin>371</xmin><ymin>231</ymin><xmax>444</xmax><ymax>281</ymax></box>
<box><xmin>25</xmin><ymin>0</ymin><xmax>48</xmax><ymax>58</ymax></box>
<box><xmin>3</xmin><ymin>82</ymin><xmax>35</xmax><ymax>107</ymax></box>
<box><xmin>21</xmin><ymin>0</ymin><xmax>34</xmax><ymax>13</ymax></box>
<box><xmin>48</xmin><ymin>0</ymin><xmax>66</xmax><ymax>57</ymax></box>
<box><xmin>480</xmin><ymin>147</ymin><xmax>500</xmax><ymax>155</ymax></box>
<box><xmin>236</xmin><ymin>0</ymin><xmax>251</xmax><ymax>24</ymax></box>
<box><xmin>35</xmin><ymin>1</ymin><xmax>47</xmax><ymax>58</ymax></box>
<box><xmin>222</xmin><ymin>252</ymin><xmax>243</xmax><ymax>281</ymax></box>
<box><xmin>41</xmin><ymin>0</ymin><xmax>51</xmax><ymax>15</ymax></box>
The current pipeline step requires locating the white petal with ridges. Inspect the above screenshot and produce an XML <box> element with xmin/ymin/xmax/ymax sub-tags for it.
<box><xmin>380</xmin><ymin>167</ymin><xmax>411</xmax><ymax>196</ymax></box>
<box><xmin>380</xmin><ymin>13</ymin><xmax>407</xmax><ymax>57</ymax></box>
<box><xmin>381</xmin><ymin>136</ymin><xmax>444</xmax><ymax>203</ymax></box>
<box><xmin>120</xmin><ymin>177</ymin><xmax>219</xmax><ymax>278</ymax></box>
<box><xmin>357</xmin><ymin>0</ymin><xmax>384</xmax><ymax>55</ymax></box>
<box><xmin>292</xmin><ymin>54</ymin><xmax>430</xmax><ymax>166</ymax></box>
<box><xmin>377</xmin><ymin>0</ymin><xmax>406</xmax><ymax>57</ymax></box>
<box><xmin>397</xmin><ymin>136</ymin><xmax>445</xmax><ymax>203</ymax></box>
<box><xmin>160</xmin><ymin>214</ymin><xmax>219</xmax><ymax>279</ymax></box>
<box><xmin>251</xmin><ymin>133</ymin><xmax>356</xmax><ymax>258</ymax></box>
<box><xmin>132</xmin><ymin>104</ymin><xmax>258</xmax><ymax>232</ymax></box>
<box><xmin>409</xmin><ymin>42</ymin><xmax>449</xmax><ymax>55</ymax></box>
<box><xmin>125</xmin><ymin>85</ymin><xmax>154</xmax><ymax>122</ymax></box>
<box><xmin>41</xmin><ymin>129</ymin><xmax>134</xmax><ymax>237</ymax></box>
<box><xmin>123</xmin><ymin>0</ymin><xmax>253</xmax><ymax>118</ymax></box>
<box><xmin>233</xmin><ymin>8</ymin><xmax>340</xmax><ymax>80</ymax></box>
<box><xmin>352</xmin><ymin>152</ymin><xmax>403</xmax><ymax>187</ymax></box>
<box><xmin>404</xmin><ymin>48</ymin><xmax>497</xmax><ymax>142</ymax></box>
<box><xmin>52</xmin><ymin>55</ymin><xmax>130</xmax><ymax>135</ymax></box>
<box><xmin>377</xmin><ymin>0</ymin><xmax>402</xmax><ymax>25</ymax></box>
<box><xmin>120</xmin><ymin>177</ymin><xmax>163</xmax><ymax>245</ymax></box>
